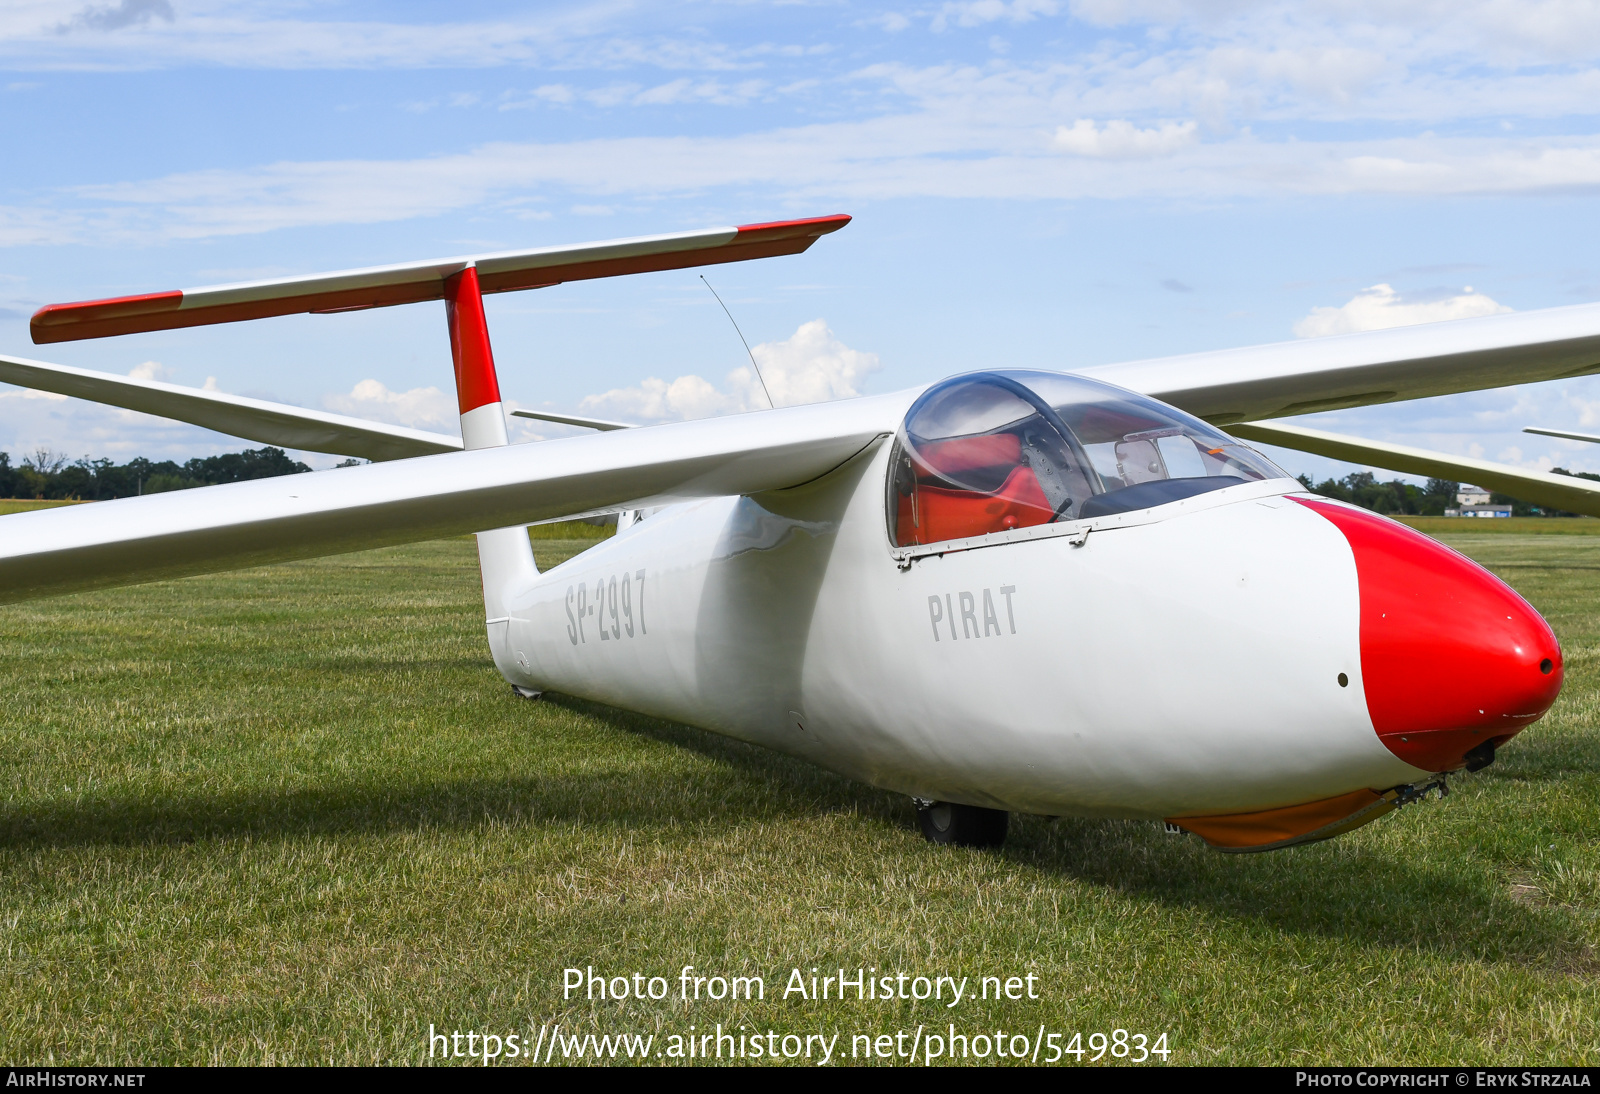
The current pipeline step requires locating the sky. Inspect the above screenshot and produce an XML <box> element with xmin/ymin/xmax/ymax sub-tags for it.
<box><xmin>7</xmin><ymin>1</ymin><xmax>1600</xmax><ymax>481</ymax></box>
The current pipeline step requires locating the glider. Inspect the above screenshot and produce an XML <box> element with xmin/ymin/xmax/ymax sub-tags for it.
<box><xmin>0</xmin><ymin>214</ymin><xmax>1582</xmax><ymax>851</ymax></box>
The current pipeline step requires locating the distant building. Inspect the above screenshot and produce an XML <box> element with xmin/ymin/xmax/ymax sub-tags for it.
<box><xmin>1457</xmin><ymin>484</ymin><xmax>1492</xmax><ymax>506</ymax></box>
<box><xmin>1444</xmin><ymin>505</ymin><xmax>1512</xmax><ymax>518</ymax></box>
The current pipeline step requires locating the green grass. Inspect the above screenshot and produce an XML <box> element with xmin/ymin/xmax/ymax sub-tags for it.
<box><xmin>0</xmin><ymin>500</ymin><xmax>87</xmax><ymax>516</ymax></box>
<box><xmin>0</xmin><ymin>529</ymin><xmax>1596</xmax><ymax>1066</ymax></box>
<box><xmin>528</xmin><ymin>518</ymin><xmax>614</xmax><ymax>540</ymax></box>
<box><xmin>1396</xmin><ymin>516</ymin><xmax>1600</xmax><ymax>535</ymax></box>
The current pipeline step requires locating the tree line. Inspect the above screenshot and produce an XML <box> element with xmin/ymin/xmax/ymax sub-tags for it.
<box><xmin>1298</xmin><ymin>468</ymin><xmax>1600</xmax><ymax>517</ymax></box>
<box><xmin>0</xmin><ymin>447</ymin><xmax>322</xmax><ymax>500</ymax></box>
<box><xmin>4</xmin><ymin>447</ymin><xmax>1596</xmax><ymax>517</ymax></box>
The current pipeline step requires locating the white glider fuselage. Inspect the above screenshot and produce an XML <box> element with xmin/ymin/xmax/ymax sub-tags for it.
<box><xmin>10</xmin><ymin>214</ymin><xmax>1571</xmax><ymax>851</ymax></box>
<box><xmin>495</xmin><ymin>435</ymin><xmax>1422</xmax><ymax>821</ymax></box>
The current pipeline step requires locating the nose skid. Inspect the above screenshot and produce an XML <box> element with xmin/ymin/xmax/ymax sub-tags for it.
<box><xmin>1295</xmin><ymin>498</ymin><xmax>1562</xmax><ymax>772</ymax></box>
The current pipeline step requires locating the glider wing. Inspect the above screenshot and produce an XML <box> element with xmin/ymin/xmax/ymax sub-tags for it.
<box><xmin>1524</xmin><ymin>425</ymin><xmax>1600</xmax><ymax>445</ymax></box>
<box><xmin>1083</xmin><ymin>302</ymin><xmax>1600</xmax><ymax>424</ymax></box>
<box><xmin>1231</xmin><ymin>419</ymin><xmax>1600</xmax><ymax>517</ymax></box>
<box><xmin>0</xmin><ymin>354</ymin><xmax>460</xmax><ymax>462</ymax></box>
<box><xmin>0</xmin><ymin>393</ymin><xmax>899</xmax><ymax>604</ymax></box>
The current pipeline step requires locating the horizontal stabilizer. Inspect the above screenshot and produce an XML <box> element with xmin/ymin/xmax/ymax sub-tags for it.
<box><xmin>31</xmin><ymin>216</ymin><xmax>850</xmax><ymax>344</ymax></box>
<box><xmin>0</xmin><ymin>393</ymin><xmax>899</xmax><ymax>604</ymax></box>
<box><xmin>0</xmin><ymin>354</ymin><xmax>461</xmax><ymax>462</ymax></box>
<box><xmin>1085</xmin><ymin>303</ymin><xmax>1600</xmax><ymax>423</ymax></box>
<box><xmin>1231</xmin><ymin>419</ymin><xmax>1600</xmax><ymax>517</ymax></box>
<box><xmin>510</xmin><ymin>409</ymin><xmax>635</xmax><ymax>431</ymax></box>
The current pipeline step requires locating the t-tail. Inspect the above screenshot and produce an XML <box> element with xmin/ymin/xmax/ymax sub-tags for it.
<box><xmin>16</xmin><ymin>215</ymin><xmax>854</xmax><ymax>669</ymax></box>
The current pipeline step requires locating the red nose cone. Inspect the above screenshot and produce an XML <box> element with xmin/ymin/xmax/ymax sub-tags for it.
<box><xmin>1296</xmin><ymin>499</ymin><xmax>1562</xmax><ymax>772</ymax></box>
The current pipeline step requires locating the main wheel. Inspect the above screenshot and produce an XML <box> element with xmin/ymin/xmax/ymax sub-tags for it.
<box><xmin>916</xmin><ymin>800</ymin><xmax>1009</xmax><ymax>848</ymax></box>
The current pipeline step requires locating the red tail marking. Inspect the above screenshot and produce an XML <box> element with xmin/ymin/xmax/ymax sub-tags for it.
<box><xmin>444</xmin><ymin>267</ymin><xmax>501</xmax><ymax>416</ymax></box>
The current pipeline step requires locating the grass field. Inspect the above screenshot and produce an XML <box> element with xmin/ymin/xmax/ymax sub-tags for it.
<box><xmin>1396</xmin><ymin>516</ymin><xmax>1600</xmax><ymax>536</ymax></box>
<box><xmin>0</xmin><ymin>522</ymin><xmax>1596</xmax><ymax>1065</ymax></box>
<box><xmin>0</xmin><ymin>500</ymin><xmax>86</xmax><ymax>516</ymax></box>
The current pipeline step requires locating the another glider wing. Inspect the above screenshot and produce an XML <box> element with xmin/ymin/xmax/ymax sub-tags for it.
<box><xmin>0</xmin><ymin>354</ymin><xmax>460</xmax><ymax>462</ymax></box>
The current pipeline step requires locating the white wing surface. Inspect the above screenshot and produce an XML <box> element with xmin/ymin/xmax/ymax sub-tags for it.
<box><xmin>1084</xmin><ymin>302</ymin><xmax>1600</xmax><ymax>423</ymax></box>
<box><xmin>0</xmin><ymin>394</ymin><xmax>899</xmax><ymax>604</ymax></box>
<box><xmin>1231</xmin><ymin>420</ymin><xmax>1600</xmax><ymax>517</ymax></box>
<box><xmin>0</xmin><ymin>354</ymin><xmax>461</xmax><ymax>461</ymax></box>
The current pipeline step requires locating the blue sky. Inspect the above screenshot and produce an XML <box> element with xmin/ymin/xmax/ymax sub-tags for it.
<box><xmin>7</xmin><ymin>0</ymin><xmax>1600</xmax><ymax>480</ymax></box>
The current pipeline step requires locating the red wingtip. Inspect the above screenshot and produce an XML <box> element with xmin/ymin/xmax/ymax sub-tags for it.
<box><xmin>734</xmin><ymin>214</ymin><xmax>852</xmax><ymax>237</ymax></box>
<box><xmin>30</xmin><ymin>291</ymin><xmax>184</xmax><ymax>344</ymax></box>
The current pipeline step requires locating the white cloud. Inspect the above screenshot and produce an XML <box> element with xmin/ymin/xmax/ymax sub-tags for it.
<box><xmin>1065</xmin><ymin>1</ymin><xmax>1600</xmax><ymax>67</ymax></box>
<box><xmin>634</xmin><ymin>78</ymin><xmax>766</xmax><ymax>106</ymax></box>
<box><xmin>867</xmin><ymin>12</ymin><xmax>913</xmax><ymax>32</ymax></box>
<box><xmin>578</xmin><ymin>319</ymin><xmax>879</xmax><ymax>422</ymax></box>
<box><xmin>0</xmin><ymin>0</ymin><xmax>1595</xmax><ymax>130</ymax></box>
<box><xmin>933</xmin><ymin>0</ymin><xmax>1061</xmax><ymax>31</ymax></box>
<box><xmin>323</xmin><ymin>379</ymin><xmax>456</xmax><ymax>430</ymax></box>
<box><xmin>6</xmin><ymin>4</ymin><xmax>1600</xmax><ymax>245</ymax></box>
<box><xmin>0</xmin><ymin>2</ymin><xmax>756</xmax><ymax>72</ymax></box>
<box><xmin>1293</xmin><ymin>283</ymin><xmax>1514</xmax><ymax>338</ymax></box>
<box><xmin>741</xmin><ymin>318</ymin><xmax>881</xmax><ymax>407</ymax></box>
<box><xmin>581</xmin><ymin>373</ymin><xmax>734</xmax><ymax>422</ymax></box>
<box><xmin>57</xmin><ymin>0</ymin><xmax>174</xmax><ymax>35</ymax></box>
<box><xmin>127</xmin><ymin>360</ymin><xmax>172</xmax><ymax>381</ymax></box>
<box><xmin>502</xmin><ymin>77</ymin><xmax>768</xmax><ymax>111</ymax></box>
<box><xmin>36</xmin><ymin>126</ymin><xmax>1600</xmax><ymax>247</ymax></box>
<box><xmin>1053</xmin><ymin>118</ymin><xmax>1199</xmax><ymax>158</ymax></box>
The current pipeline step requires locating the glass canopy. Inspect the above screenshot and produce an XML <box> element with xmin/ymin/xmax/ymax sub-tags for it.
<box><xmin>888</xmin><ymin>370</ymin><xmax>1286</xmax><ymax>548</ymax></box>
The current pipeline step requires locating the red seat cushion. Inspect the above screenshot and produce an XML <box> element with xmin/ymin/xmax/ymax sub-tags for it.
<box><xmin>896</xmin><ymin>464</ymin><xmax>1053</xmax><ymax>545</ymax></box>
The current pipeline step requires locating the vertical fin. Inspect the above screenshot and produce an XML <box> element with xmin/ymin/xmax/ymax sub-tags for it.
<box><xmin>445</xmin><ymin>265</ymin><xmax>508</xmax><ymax>447</ymax></box>
<box><xmin>443</xmin><ymin>267</ymin><xmax>540</xmax><ymax>672</ymax></box>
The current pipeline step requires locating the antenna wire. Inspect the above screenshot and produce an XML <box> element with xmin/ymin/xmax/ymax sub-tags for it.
<box><xmin>701</xmin><ymin>274</ymin><xmax>775</xmax><ymax>409</ymax></box>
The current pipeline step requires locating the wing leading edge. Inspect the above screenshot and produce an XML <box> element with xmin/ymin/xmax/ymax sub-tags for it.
<box><xmin>0</xmin><ymin>393</ymin><xmax>901</xmax><ymax>604</ymax></box>
<box><xmin>1084</xmin><ymin>302</ymin><xmax>1600</xmax><ymax>424</ymax></box>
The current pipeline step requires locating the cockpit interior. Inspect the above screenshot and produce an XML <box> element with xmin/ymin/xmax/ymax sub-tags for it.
<box><xmin>888</xmin><ymin>370</ymin><xmax>1286</xmax><ymax>548</ymax></box>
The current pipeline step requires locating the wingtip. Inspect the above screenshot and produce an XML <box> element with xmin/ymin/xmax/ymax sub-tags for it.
<box><xmin>29</xmin><ymin>291</ymin><xmax>185</xmax><ymax>344</ymax></box>
<box><xmin>734</xmin><ymin>213</ymin><xmax>852</xmax><ymax>236</ymax></box>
